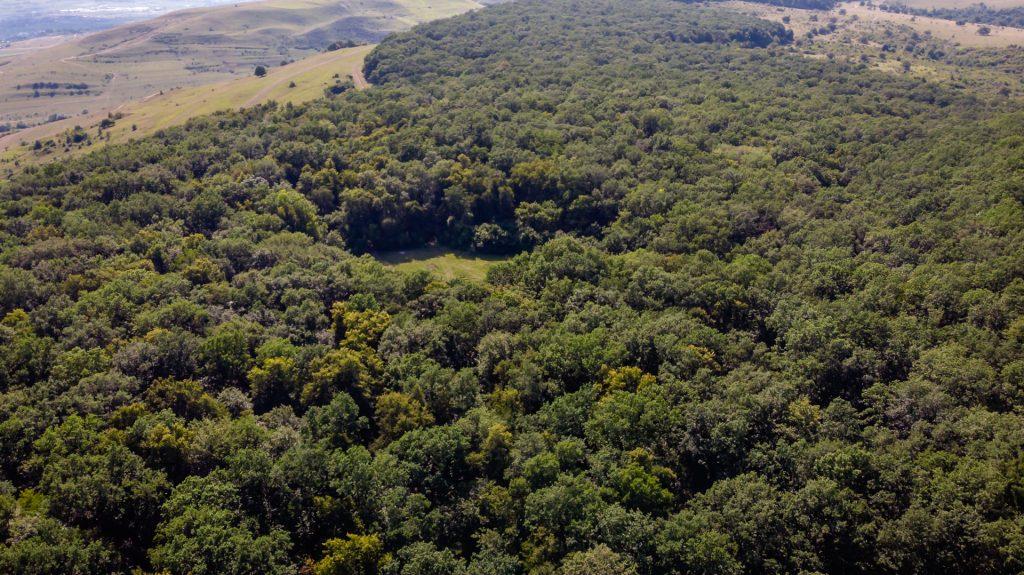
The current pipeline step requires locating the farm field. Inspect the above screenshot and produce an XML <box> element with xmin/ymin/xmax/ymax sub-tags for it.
<box><xmin>0</xmin><ymin>36</ymin><xmax>71</xmax><ymax>58</ymax></box>
<box><xmin>0</xmin><ymin>1</ymin><xmax>244</xmax><ymax>43</ymax></box>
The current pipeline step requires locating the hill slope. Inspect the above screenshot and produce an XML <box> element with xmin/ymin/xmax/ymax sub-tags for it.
<box><xmin>0</xmin><ymin>43</ymin><xmax>374</xmax><ymax>165</ymax></box>
<box><xmin>0</xmin><ymin>0</ymin><xmax>481</xmax><ymax>135</ymax></box>
<box><xmin>1</xmin><ymin>1</ymin><xmax>1023</xmax><ymax>574</ymax></box>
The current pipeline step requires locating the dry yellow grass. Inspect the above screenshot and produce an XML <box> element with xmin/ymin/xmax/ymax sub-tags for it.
<box><xmin>719</xmin><ymin>1</ymin><xmax>822</xmax><ymax>35</ymax></box>
<box><xmin>0</xmin><ymin>35</ymin><xmax>70</xmax><ymax>58</ymax></box>
<box><xmin>724</xmin><ymin>1</ymin><xmax>1024</xmax><ymax>47</ymax></box>
<box><xmin>0</xmin><ymin>43</ymin><xmax>374</xmax><ymax>166</ymax></box>
<box><xmin>897</xmin><ymin>0</ymin><xmax>1024</xmax><ymax>9</ymax></box>
<box><xmin>841</xmin><ymin>2</ymin><xmax>1024</xmax><ymax>47</ymax></box>
<box><xmin>0</xmin><ymin>0</ymin><xmax>480</xmax><ymax>138</ymax></box>
<box><xmin>720</xmin><ymin>0</ymin><xmax>1024</xmax><ymax>99</ymax></box>
<box><xmin>107</xmin><ymin>44</ymin><xmax>375</xmax><ymax>138</ymax></box>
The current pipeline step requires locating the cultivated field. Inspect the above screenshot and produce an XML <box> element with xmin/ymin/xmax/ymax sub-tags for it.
<box><xmin>0</xmin><ymin>0</ymin><xmax>481</xmax><ymax>133</ymax></box>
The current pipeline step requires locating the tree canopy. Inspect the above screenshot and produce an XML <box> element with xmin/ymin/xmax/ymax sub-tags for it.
<box><xmin>1</xmin><ymin>0</ymin><xmax>1024</xmax><ymax>573</ymax></box>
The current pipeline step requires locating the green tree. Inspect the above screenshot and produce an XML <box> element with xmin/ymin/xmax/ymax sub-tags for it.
<box><xmin>561</xmin><ymin>544</ymin><xmax>638</xmax><ymax>575</ymax></box>
<box><xmin>314</xmin><ymin>533</ymin><xmax>388</xmax><ymax>575</ymax></box>
<box><xmin>374</xmin><ymin>391</ymin><xmax>434</xmax><ymax>445</ymax></box>
<box><xmin>150</xmin><ymin>476</ymin><xmax>293</xmax><ymax>575</ymax></box>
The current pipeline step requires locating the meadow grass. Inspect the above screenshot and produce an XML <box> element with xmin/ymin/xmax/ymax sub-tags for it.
<box><xmin>375</xmin><ymin>247</ymin><xmax>508</xmax><ymax>283</ymax></box>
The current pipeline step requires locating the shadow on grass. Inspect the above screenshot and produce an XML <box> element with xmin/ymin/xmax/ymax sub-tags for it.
<box><xmin>372</xmin><ymin>246</ymin><xmax>510</xmax><ymax>282</ymax></box>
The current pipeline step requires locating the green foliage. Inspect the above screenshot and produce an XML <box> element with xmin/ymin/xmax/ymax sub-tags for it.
<box><xmin>0</xmin><ymin>0</ymin><xmax>1022</xmax><ymax>573</ymax></box>
<box><xmin>314</xmin><ymin>533</ymin><xmax>388</xmax><ymax>575</ymax></box>
<box><xmin>374</xmin><ymin>391</ymin><xmax>435</xmax><ymax>444</ymax></box>
<box><xmin>332</xmin><ymin>301</ymin><xmax>391</xmax><ymax>349</ymax></box>
<box><xmin>0</xmin><ymin>514</ymin><xmax>120</xmax><ymax>575</ymax></box>
<box><xmin>561</xmin><ymin>544</ymin><xmax>638</xmax><ymax>575</ymax></box>
<box><xmin>145</xmin><ymin>378</ymin><xmax>226</xmax><ymax>420</ymax></box>
<box><xmin>304</xmin><ymin>391</ymin><xmax>365</xmax><ymax>449</ymax></box>
<box><xmin>149</xmin><ymin>475</ymin><xmax>293</xmax><ymax>575</ymax></box>
<box><xmin>263</xmin><ymin>188</ymin><xmax>323</xmax><ymax>239</ymax></box>
<box><xmin>248</xmin><ymin>355</ymin><xmax>299</xmax><ymax>412</ymax></box>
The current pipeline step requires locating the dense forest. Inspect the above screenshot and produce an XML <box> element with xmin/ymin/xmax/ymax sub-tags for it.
<box><xmin>2</xmin><ymin>0</ymin><xmax>1024</xmax><ymax>573</ymax></box>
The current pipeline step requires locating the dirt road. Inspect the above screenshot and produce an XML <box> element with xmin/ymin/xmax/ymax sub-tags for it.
<box><xmin>350</xmin><ymin>60</ymin><xmax>370</xmax><ymax>90</ymax></box>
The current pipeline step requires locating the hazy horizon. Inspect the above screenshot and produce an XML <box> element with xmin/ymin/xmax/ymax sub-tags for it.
<box><xmin>0</xmin><ymin>0</ymin><xmax>239</xmax><ymax>41</ymax></box>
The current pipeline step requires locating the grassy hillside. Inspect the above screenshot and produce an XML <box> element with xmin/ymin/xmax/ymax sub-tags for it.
<box><xmin>0</xmin><ymin>0</ymin><xmax>480</xmax><ymax>138</ymax></box>
<box><xmin>728</xmin><ymin>0</ymin><xmax>1024</xmax><ymax>47</ymax></box>
<box><xmin>899</xmin><ymin>0</ymin><xmax>1024</xmax><ymax>8</ymax></box>
<box><xmin>108</xmin><ymin>44</ymin><xmax>375</xmax><ymax>129</ymax></box>
<box><xmin>103</xmin><ymin>42</ymin><xmax>374</xmax><ymax>136</ymax></box>
<box><xmin>10</xmin><ymin>0</ymin><xmax>1024</xmax><ymax>171</ymax></box>
<box><xmin>3</xmin><ymin>43</ymin><xmax>374</xmax><ymax>166</ymax></box>
<box><xmin>723</xmin><ymin>0</ymin><xmax>1024</xmax><ymax>97</ymax></box>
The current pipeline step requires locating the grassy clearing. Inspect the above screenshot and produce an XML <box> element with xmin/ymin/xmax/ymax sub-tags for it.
<box><xmin>375</xmin><ymin>247</ymin><xmax>508</xmax><ymax>282</ymax></box>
